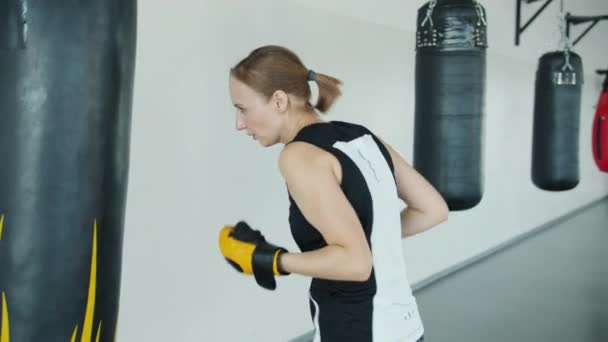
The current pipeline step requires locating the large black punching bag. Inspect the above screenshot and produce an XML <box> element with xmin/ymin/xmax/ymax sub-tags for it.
<box><xmin>0</xmin><ymin>1</ymin><xmax>137</xmax><ymax>341</ymax></box>
<box><xmin>414</xmin><ymin>0</ymin><xmax>488</xmax><ymax>211</ymax></box>
<box><xmin>531</xmin><ymin>51</ymin><xmax>583</xmax><ymax>190</ymax></box>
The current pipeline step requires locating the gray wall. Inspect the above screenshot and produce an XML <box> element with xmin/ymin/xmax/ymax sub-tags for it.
<box><xmin>117</xmin><ymin>0</ymin><xmax>608</xmax><ymax>341</ymax></box>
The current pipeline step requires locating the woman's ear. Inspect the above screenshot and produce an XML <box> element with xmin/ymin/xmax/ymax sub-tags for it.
<box><xmin>272</xmin><ymin>90</ymin><xmax>290</xmax><ymax>113</ymax></box>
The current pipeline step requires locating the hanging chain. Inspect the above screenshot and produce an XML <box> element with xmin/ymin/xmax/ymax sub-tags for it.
<box><xmin>473</xmin><ymin>0</ymin><xmax>487</xmax><ymax>27</ymax></box>
<box><xmin>558</xmin><ymin>0</ymin><xmax>573</xmax><ymax>71</ymax></box>
<box><xmin>421</xmin><ymin>0</ymin><xmax>486</xmax><ymax>28</ymax></box>
<box><xmin>421</xmin><ymin>0</ymin><xmax>438</xmax><ymax>28</ymax></box>
<box><xmin>419</xmin><ymin>0</ymin><xmax>487</xmax><ymax>47</ymax></box>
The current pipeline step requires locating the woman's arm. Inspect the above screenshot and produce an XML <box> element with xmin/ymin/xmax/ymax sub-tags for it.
<box><xmin>381</xmin><ymin>140</ymin><xmax>449</xmax><ymax>238</ymax></box>
<box><xmin>277</xmin><ymin>142</ymin><xmax>373</xmax><ymax>282</ymax></box>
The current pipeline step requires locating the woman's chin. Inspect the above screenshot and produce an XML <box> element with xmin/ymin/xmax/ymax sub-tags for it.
<box><xmin>257</xmin><ymin>137</ymin><xmax>277</xmax><ymax>147</ymax></box>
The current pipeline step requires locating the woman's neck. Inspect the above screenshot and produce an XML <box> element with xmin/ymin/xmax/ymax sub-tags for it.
<box><xmin>279</xmin><ymin>110</ymin><xmax>323</xmax><ymax>144</ymax></box>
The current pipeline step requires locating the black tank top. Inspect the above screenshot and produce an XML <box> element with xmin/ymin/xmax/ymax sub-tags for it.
<box><xmin>286</xmin><ymin>120</ymin><xmax>397</xmax><ymax>297</ymax></box>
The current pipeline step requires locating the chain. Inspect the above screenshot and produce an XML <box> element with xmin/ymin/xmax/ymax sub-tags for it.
<box><xmin>558</xmin><ymin>0</ymin><xmax>573</xmax><ymax>71</ymax></box>
<box><xmin>473</xmin><ymin>0</ymin><xmax>487</xmax><ymax>27</ymax></box>
<box><xmin>421</xmin><ymin>0</ymin><xmax>438</xmax><ymax>28</ymax></box>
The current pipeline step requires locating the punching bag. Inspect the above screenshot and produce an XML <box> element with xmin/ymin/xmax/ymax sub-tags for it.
<box><xmin>593</xmin><ymin>70</ymin><xmax>608</xmax><ymax>172</ymax></box>
<box><xmin>0</xmin><ymin>1</ymin><xmax>137</xmax><ymax>341</ymax></box>
<box><xmin>414</xmin><ymin>0</ymin><xmax>488</xmax><ymax>211</ymax></box>
<box><xmin>531</xmin><ymin>51</ymin><xmax>583</xmax><ymax>190</ymax></box>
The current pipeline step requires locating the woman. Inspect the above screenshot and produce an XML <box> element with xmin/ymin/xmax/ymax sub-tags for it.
<box><xmin>219</xmin><ymin>45</ymin><xmax>448</xmax><ymax>342</ymax></box>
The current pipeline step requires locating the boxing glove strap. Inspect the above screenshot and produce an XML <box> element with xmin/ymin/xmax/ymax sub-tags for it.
<box><xmin>252</xmin><ymin>244</ymin><xmax>289</xmax><ymax>290</ymax></box>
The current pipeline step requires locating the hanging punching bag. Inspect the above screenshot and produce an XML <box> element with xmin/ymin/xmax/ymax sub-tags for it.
<box><xmin>531</xmin><ymin>51</ymin><xmax>583</xmax><ymax>190</ymax></box>
<box><xmin>0</xmin><ymin>1</ymin><xmax>137</xmax><ymax>341</ymax></box>
<box><xmin>592</xmin><ymin>70</ymin><xmax>608</xmax><ymax>172</ymax></box>
<box><xmin>414</xmin><ymin>0</ymin><xmax>488</xmax><ymax>211</ymax></box>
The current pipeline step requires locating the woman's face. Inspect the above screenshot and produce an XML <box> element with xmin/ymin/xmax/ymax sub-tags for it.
<box><xmin>229</xmin><ymin>76</ymin><xmax>284</xmax><ymax>147</ymax></box>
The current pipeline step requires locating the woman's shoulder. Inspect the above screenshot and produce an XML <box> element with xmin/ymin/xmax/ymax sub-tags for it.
<box><xmin>279</xmin><ymin>141</ymin><xmax>331</xmax><ymax>171</ymax></box>
<box><xmin>279</xmin><ymin>142</ymin><xmax>343</xmax><ymax>189</ymax></box>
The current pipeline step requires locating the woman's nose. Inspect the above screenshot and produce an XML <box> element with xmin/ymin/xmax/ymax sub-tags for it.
<box><xmin>235</xmin><ymin>114</ymin><xmax>246</xmax><ymax>131</ymax></box>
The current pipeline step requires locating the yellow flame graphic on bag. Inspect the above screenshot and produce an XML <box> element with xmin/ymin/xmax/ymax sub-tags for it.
<box><xmin>1</xmin><ymin>292</ymin><xmax>9</xmax><ymax>342</ymax></box>
<box><xmin>71</xmin><ymin>220</ymin><xmax>102</xmax><ymax>342</ymax></box>
<box><xmin>0</xmin><ymin>218</ymin><xmax>109</xmax><ymax>342</ymax></box>
<box><xmin>0</xmin><ymin>213</ymin><xmax>5</xmax><ymax>241</ymax></box>
<box><xmin>1</xmin><ymin>213</ymin><xmax>8</xmax><ymax>342</ymax></box>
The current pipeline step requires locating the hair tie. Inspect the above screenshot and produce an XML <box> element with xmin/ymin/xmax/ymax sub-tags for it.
<box><xmin>307</xmin><ymin>69</ymin><xmax>317</xmax><ymax>82</ymax></box>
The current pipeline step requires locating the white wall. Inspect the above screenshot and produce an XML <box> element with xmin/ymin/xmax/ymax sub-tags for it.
<box><xmin>118</xmin><ymin>0</ymin><xmax>608</xmax><ymax>341</ymax></box>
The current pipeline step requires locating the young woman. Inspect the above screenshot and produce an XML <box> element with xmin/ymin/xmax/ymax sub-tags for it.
<box><xmin>219</xmin><ymin>45</ymin><xmax>448</xmax><ymax>342</ymax></box>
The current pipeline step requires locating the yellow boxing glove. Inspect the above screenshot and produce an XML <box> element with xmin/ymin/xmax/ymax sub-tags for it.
<box><xmin>219</xmin><ymin>221</ymin><xmax>289</xmax><ymax>290</ymax></box>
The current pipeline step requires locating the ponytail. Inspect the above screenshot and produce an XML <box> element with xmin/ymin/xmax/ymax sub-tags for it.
<box><xmin>309</xmin><ymin>71</ymin><xmax>342</xmax><ymax>113</ymax></box>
